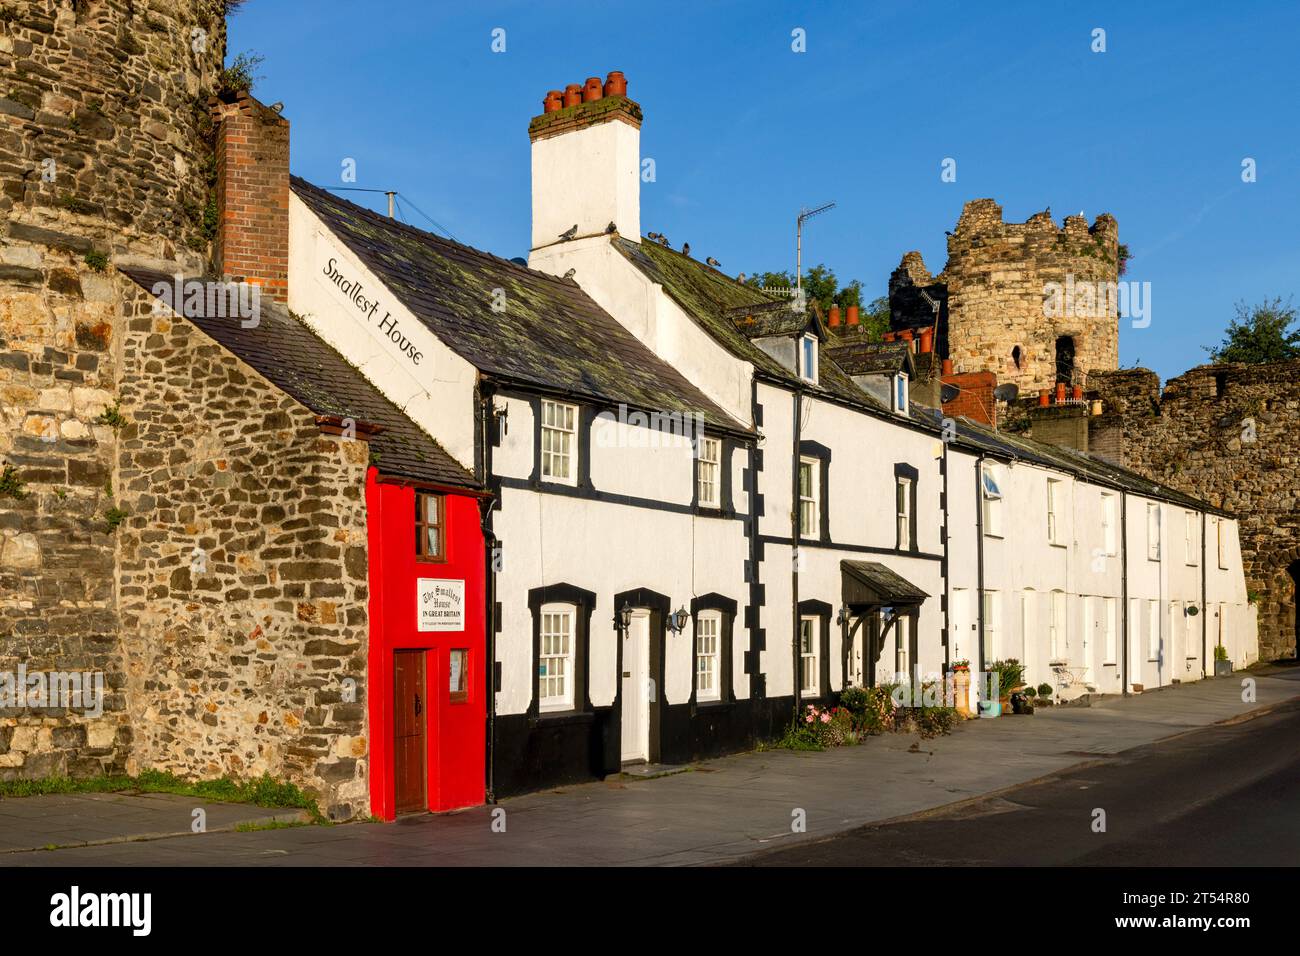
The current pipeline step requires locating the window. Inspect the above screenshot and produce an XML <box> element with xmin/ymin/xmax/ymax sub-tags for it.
<box><xmin>799</xmin><ymin>616</ymin><xmax>819</xmax><ymax>696</ymax></box>
<box><xmin>415</xmin><ymin>492</ymin><xmax>445</xmax><ymax>561</ymax></box>
<box><xmin>1049</xmin><ymin>590</ymin><xmax>1066</xmax><ymax>661</ymax></box>
<box><xmin>896</xmin><ymin>477</ymin><xmax>912</xmax><ymax>550</ymax></box>
<box><xmin>1101</xmin><ymin>493</ymin><xmax>1116</xmax><ymax>555</ymax></box>
<box><xmin>983</xmin><ymin>590</ymin><xmax>1001</xmax><ymax>661</ymax></box>
<box><xmin>799</xmin><ymin>334</ymin><xmax>818</xmax><ymax>384</ymax></box>
<box><xmin>1147</xmin><ymin>503</ymin><xmax>1161</xmax><ymax>560</ymax></box>
<box><xmin>539</xmin><ymin>605</ymin><xmax>574</xmax><ymax>711</ymax></box>
<box><xmin>540</xmin><ymin>400</ymin><xmax>577</xmax><ymax>483</ymax></box>
<box><xmin>697</xmin><ymin>436</ymin><xmax>720</xmax><ymax>508</ymax></box>
<box><xmin>892</xmin><ymin>372</ymin><xmax>909</xmax><ymax>413</ymax></box>
<box><xmin>981</xmin><ymin>463</ymin><xmax>1002</xmax><ymax>537</ymax></box>
<box><xmin>1047</xmin><ymin>479</ymin><xmax>1065</xmax><ymax>545</ymax></box>
<box><xmin>695</xmin><ymin>611</ymin><xmax>721</xmax><ymax>702</ymax></box>
<box><xmin>1217</xmin><ymin>519</ymin><xmax>1229</xmax><ymax>569</ymax></box>
<box><xmin>1147</xmin><ymin>599</ymin><xmax>1160</xmax><ymax>660</ymax></box>
<box><xmin>1185</xmin><ymin>512</ymin><xmax>1198</xmax><ymax>566</ymax></box>
<box><xmin>1103</xmin><ymin>597</ymin><xmax>1117</xmax><ymax>664</ymax></box>
<box><xmin>894</xmin><ymin>613</ymin><xmax>910</xmax><ymax>681</ymax></box>
<box><xmin>798</xmin><ymin>457</ymin><xmax>819</xmax><ymax>537</ymax></box>
<box><xmin>448</xmin><ymin>648</ymin><xmax>468</xmax><ymax>703</ymax></box>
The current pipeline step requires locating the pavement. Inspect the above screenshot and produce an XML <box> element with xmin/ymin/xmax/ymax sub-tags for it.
<box><xmin>2</xmin><ymin>664</ymin><xmax>1297</xmax><ymax>866</ymax></box>
<box><xmin>0</xmin><ymin>791</ymin><xmax>308</xmax><ymax>854</ymax></box>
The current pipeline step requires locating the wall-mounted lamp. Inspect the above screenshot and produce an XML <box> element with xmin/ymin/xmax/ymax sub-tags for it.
<box><xmin>668</xmin><ymin>607</ymin><xmax>689</xmax><ymax>634</ymax></box>
<box><xmin>835</xmin><ymin>605</ymin><xmax>850</xmax><ymax>626</ymax></box>
<box><xmin>615</xmin><ymin>602</ymin><xmax>633</xmax><ymax>633</ymax></box>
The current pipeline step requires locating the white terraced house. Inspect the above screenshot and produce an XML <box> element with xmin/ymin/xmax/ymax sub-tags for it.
<box><xmin>216</xmin><ymin>76</ymin><xmax>1257</xmax><ymax>800</ymax></box>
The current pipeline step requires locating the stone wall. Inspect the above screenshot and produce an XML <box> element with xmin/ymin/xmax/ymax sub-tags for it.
<box><xmin>1087</xmin><ymin>362</ymin><xmax>1300</xmax><ymax>661</ymax></box>
<box><xmin>1</xmin><ymin>1</ymin><xmax>225</xmax><ymax>779</ymax></box>
<box><xmin>116</xmin><ymin>285</ymin><xmax>371</xmax><ymax>818</ymax></box>
<box><xmin>894</xmin><ymin>199</ymin><xmax>1121</xmax><ymax>396</ymax></box>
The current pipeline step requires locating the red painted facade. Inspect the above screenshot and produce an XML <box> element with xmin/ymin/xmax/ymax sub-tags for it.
<box><xmin>366</xmin><ymin>467</ymin><xmax>486</xmax><ymax>819</ymax></box>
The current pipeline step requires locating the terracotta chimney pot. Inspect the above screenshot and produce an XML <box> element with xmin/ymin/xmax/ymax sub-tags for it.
<box><xmin>604</xmin><ymin>71</ymin><xmax>628</xmax><ymax>96</ymax></box>
<box><xmin>1071</xmin><ymin>385</ymin><xmax>1083</xmax><ymax>401</ymax></box>
<box><xmin>583</xmin><ymin>77</ymin><xmax>604</xmax><ymax>102</ymax></box>
<box><xmin>942</xmin><ymin>359</ymin><xmax>954</xmax><ymax>376</ymax></box>
<box><xmin>919</xmin><ymin>328</ymin><xmax>934</xmax><ymax>353</ymax></box>
<box><xmin>846</xmin><ymin>305</ymin><xmax>860</xmax><ymax>326</ymax></box>
<box><xmin>883</xmin><ymin>331</ymin><xmax>896</xmax><ymax>343</ymax></box>
<box><xmin>543</xmin><ymin>90</ymin><xmax>563</xmax><ymax>113</ymax></box>
<box><xmin>1038</xmin><ymin>390</ymin><xmax>1050</xmax><ymax>407</ymax></box>
<box><xmin>563</xmin><ymin>84</ymin><xmax>583</xmax><ymax>108</ymax></box>
<box><xmin>1055</xmin><ymin>382</ymin><xmax>1067</xmax><ymax>404</ymax></box>
<box><xmin>829</xmin><ymin>305</ymin><xmax>841</xmax><ymax>327</ymax></box>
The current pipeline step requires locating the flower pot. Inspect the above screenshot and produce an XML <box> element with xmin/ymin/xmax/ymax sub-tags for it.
<box><xmin>978</xmin><ymin>699</ymin><xmax>1001</xmax><ymax>718</ymax></box>
<box><xmin>1214</xmin><ymin>659</ymin><xmax>1233</xmax><ymax>677</ymax></box>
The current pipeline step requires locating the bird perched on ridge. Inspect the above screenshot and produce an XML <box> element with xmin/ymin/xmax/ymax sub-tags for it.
<box><xmin>558</xmin><ymin>224</ymin><xmax>578</xmax><ymax>241</ymax></box>
<box><xmin>562</xmin><ymin>268</ymin><xmax>576</xmax><ymax>279</ymax></box>
<box><xmin>706</xmin><ymin>256</ymin><xmax>720</xmax><ymax>268</ymax></box>
<box><xmin>682</xmin><ymin>242</ymin><xmax>690</xmax><ymax>256</ymax></box>
<box><xmin>605</xmin><ymin>221</ymin><xmax>617</xmax><ymax>234</ymax></box>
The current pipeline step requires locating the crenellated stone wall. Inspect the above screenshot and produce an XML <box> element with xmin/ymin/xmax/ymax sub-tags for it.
<box><xmin>890</xmin><ymin>199</ymin><xmax>1121</xmax><ymax>397</ymax></box>
<box><xmin>1088</xmin><ymin>362</ymin><xmax>1300</xmax><ymax>662</ymax></box>
<box><xmin>1</xmin><ymin>0</ymin><xmax>225</xmax><ymax>780</ymax></box>
<box><xmin>116</xmin><ymin>285</ymin><xmax>371</xmax><ymax>818</ymax></box>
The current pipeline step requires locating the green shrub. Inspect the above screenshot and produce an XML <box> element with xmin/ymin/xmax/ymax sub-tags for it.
<box><xmin>1214</xmin><ymin>644</ymin><xmax>1229</xmax><ymax>662</ymax></box>
<box><xmin>1037</xmin><ymin>682</ymin><xmax>1053</xmax><ymax>697</ymax></box>
<box><xmin>0</xmin><ymin>464</ymin><xmax>26</xmax><ymax>500</ymax></box>
<box><xmin>83</xmin><ymin>250</ymin><xmax>109</xmax><ymax>272</ymax></box>
<box><xmin>1024</xmin><ymin>685</ymin><xmax>1037</xmax><ymax>698</ymax></box>
<box><xmin>913</xmin><ymin>706</ymin><xmax>959</xmax><ymax>738</ymax></box>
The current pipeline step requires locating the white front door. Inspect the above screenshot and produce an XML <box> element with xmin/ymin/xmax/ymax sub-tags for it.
<box><xmin>846</xmin><ymin>618</ymin><xmax>863</xmax><ymax>688</ymax></box>
<box><xmin>620</xmin><ymin>611</ymin><xmax>650</xmax><ymax>763</ymax></box>
<box><xmin>951</xmin><ymin>589</ymin><xmax>970</xmax><ymax>664</ymax></box>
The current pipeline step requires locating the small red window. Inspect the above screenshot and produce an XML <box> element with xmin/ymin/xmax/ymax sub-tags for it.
<box><xmin>415</xmin><ymin>492</ymin><xmax>446</xmax><ymax>562</ymax></box>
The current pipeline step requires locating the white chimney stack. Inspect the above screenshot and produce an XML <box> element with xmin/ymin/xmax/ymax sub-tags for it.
<box><xmin>529</xmin><ymin>72</ymin><xmax>641</xmax><ymax>250</ymax></box>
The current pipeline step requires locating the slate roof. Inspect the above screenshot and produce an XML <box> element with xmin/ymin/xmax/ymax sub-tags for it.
<box><xmin>120</xmin><ymin>267</ymin><xmax>478</xmax><ymax>490</ymax></box>
<box><xmin>616</xmin><ymin>238</ymin><xmax>891</xmax><ymax>412</ymax></box>
<box><xmin>914</xmin><ymin>406</ymin><xmax>1231</xmax><ymax>516</ymax></box>
<box><xmin>728</xmin><ymin>301</ymin><xmax>822</xmax><ymax>340</ymax></box>
<box><xmin>842</xmin><ymin>560</ymin><xmax>929</xmax><ymax>606</ymax></box>
<box><xmin>824</xmin><ymin>341</ymin><xmax>914</xmax><ymax>377</ymax></box>
<box><xmin>291</xmin><ymin>178</ymin><xmax>747</xmax><ymax>437</ymax></box>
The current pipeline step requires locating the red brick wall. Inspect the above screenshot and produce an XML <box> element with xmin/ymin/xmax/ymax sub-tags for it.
<box><xmin>942</xmin><ymin>370</ymin><xmax>997</xmax><ymax>427</ymax></box>
<box><xmin>212</xmin><ymin>92</ymin><xmax>290</xmax><ymax>301</ymax></box>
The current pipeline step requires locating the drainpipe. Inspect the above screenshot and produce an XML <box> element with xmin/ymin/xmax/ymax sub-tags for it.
<box><xmin>1120</xmin><ymin>492</ymin><xmax>1129</xmax><ymax>696</ymax></box>
<box><xmin>1201</xmin><ymin>511</ymin><xmax>1208</xmax><ymax>677</ymax></box>
<box><xmin>791</xmin><ymin>389</ymin><xmax>802</xmax><ymax>718</ymax></box>
<box><xmin>941</xmin><ymin>440</ymin><xmax>951</xmax><ymax>673</ymax></box>
<box><xmin>975</xmin><ymin>454</ymin><xmax>986</xmax><ymax>685</ymax></box>
<box><xmin>478</xmin><ymin>386</ymin><xmax>498</xmax><ymax>802</ymax></box>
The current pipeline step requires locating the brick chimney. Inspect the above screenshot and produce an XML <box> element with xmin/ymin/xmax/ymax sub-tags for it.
<box><xmin>210</xmin><ymin>91</ymin><xmax>290</xmax><ymax>301</ymax></box>
<box><xmin>942</xmin><ymin>369</ymin><xmax>998</xmax><ymax>428</ymax></box>
<box><xmin>528</xmin><ymin>71</ymin><xmax>641</xmax><ymax>249</ymax></box>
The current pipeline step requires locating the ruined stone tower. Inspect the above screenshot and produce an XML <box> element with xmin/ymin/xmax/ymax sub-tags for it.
<box><xmin>0</xmin><ymin>0</ymin><xmax>226</xmax><ymax>779</ymax></box>
<box><xmin>890</xmin><ymin>199</ymin><xmax>1121</xmax><ymax>397</ymax></box>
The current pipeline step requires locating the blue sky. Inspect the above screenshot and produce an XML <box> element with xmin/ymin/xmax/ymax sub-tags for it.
<box><xmin>230</xmin><ymin>0</ymin><xmax>1299</xmax><ymax>382</ymax></box>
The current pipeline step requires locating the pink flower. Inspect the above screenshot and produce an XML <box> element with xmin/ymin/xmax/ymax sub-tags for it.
<box><xmin>805</xmin><ymin>714</ymin><xmax>814</xmax><ymax>723</ymax></box>
<box><xmin>820</xmin><ymin>712</ymin><xmax>831</xmax><ymax>724</ymax></box>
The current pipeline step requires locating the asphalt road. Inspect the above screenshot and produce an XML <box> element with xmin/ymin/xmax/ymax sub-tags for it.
<box><xmin>743</xmin><ymin>697</ymin><xmax>1300</xmax><ymax>866</ymax></box>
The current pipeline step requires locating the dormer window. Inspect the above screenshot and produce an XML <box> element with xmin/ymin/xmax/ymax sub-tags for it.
<box><xmin>799</xmin><ymin>334</ymin><xmax>818</xmax><ymax>384</ymax></box>
<box><xmin>892</xmin><ymin>372</ymin><xmax>909</xmax><ymax>413</ymax></box>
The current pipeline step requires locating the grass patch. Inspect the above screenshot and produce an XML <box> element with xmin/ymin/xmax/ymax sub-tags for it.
<box><xmin>0</xmin><ymin>770</ymin><xmax>326</xmax><ymax>823</ymax></box>
<box><xmin>234</xmin><ymin>818</ymin><xmax>310</xmax><ymax>833</ymax></box>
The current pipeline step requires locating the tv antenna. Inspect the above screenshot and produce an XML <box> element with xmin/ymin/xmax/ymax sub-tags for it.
<box><xmin>796</xmin><ymin>201</ymin><xmax>836</xmax><ymax>308</ymax></box>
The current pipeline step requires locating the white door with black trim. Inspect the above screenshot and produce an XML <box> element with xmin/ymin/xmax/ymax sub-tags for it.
<box><xmin>621</xmin><ymin>610</ymin><xmax>650</xmax><ymax>763</ymax></box>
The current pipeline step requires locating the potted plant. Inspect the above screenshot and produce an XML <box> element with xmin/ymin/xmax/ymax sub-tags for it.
<box><xmin>1036</xmin><ymin>682</ymin><xmax>1054</xmax><ymax>706</ymax></box>
<box><xmin>991</xmin><ymin>659</ymin><xmax>1026</xmax><ymax>711</ymax></box>
<box><xmin>1214</xmin><ymin>643</ymin><xmax>1232</xmax><ymax>677</ymax></box>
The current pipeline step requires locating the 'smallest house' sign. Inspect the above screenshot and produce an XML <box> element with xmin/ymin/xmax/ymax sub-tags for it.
<box><xmin>418</xmin><ymin>579</ymin><xmax>465</xmax><ymax>632</ymax></box>
<box><xmin>321</xmin><ymin>255</ymin><xmax>424</xmax><ymax>367</ymax></box>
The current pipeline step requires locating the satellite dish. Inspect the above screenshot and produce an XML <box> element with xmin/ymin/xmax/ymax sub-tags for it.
<box><xmin>993</xmin><ymin>383</ymin><xmax>1020</xmax><ymax>403</ymax></box>
<box><xmin>940</xmin><ymin>383</ymin><xmax>960</xmax><ymax>403</ymax></box>
<box><xmin>509</xmin><ymin>257</ymin><xmax>527</xmax><ymax>266</ymax></box>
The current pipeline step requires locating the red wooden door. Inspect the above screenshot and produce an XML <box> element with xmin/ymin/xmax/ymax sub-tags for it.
<box><xmin>393</xmin><ymin>649</ymin><xmax>427</xmax><ymax>813</ymax></box>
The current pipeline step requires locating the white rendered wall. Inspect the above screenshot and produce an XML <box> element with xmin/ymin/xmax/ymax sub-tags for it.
<box><xmin>531</xmin><ymin>119</ymin><xmax>640</xmax><ymax>249</ymax></box>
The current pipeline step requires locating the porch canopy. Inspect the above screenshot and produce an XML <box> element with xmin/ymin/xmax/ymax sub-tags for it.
<box><xmin>840</xmin><ymin>560</ymin><xmax>928</xmax><ymax>609</ymax></box>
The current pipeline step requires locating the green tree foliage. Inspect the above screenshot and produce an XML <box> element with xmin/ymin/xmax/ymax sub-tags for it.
<box><xmin>1206</xmin><ymin>296</ymin><xmax>1300</xmax><ymax>363</ymax></box>
<box><xmin>744</xmin><ymin>263</ymin><xmax>864</xmax><ymax>311</ymax></box>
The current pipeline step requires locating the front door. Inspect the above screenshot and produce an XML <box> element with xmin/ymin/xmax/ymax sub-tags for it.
<box><xmin>620</xmin><ymin>611</ymin><xmax>650</xmax><ymax>763</ymax></box>
<box><xmin>393</xmin><ymin>649</ymin><xmax>427</xmax><ymax>813</ymax></box>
